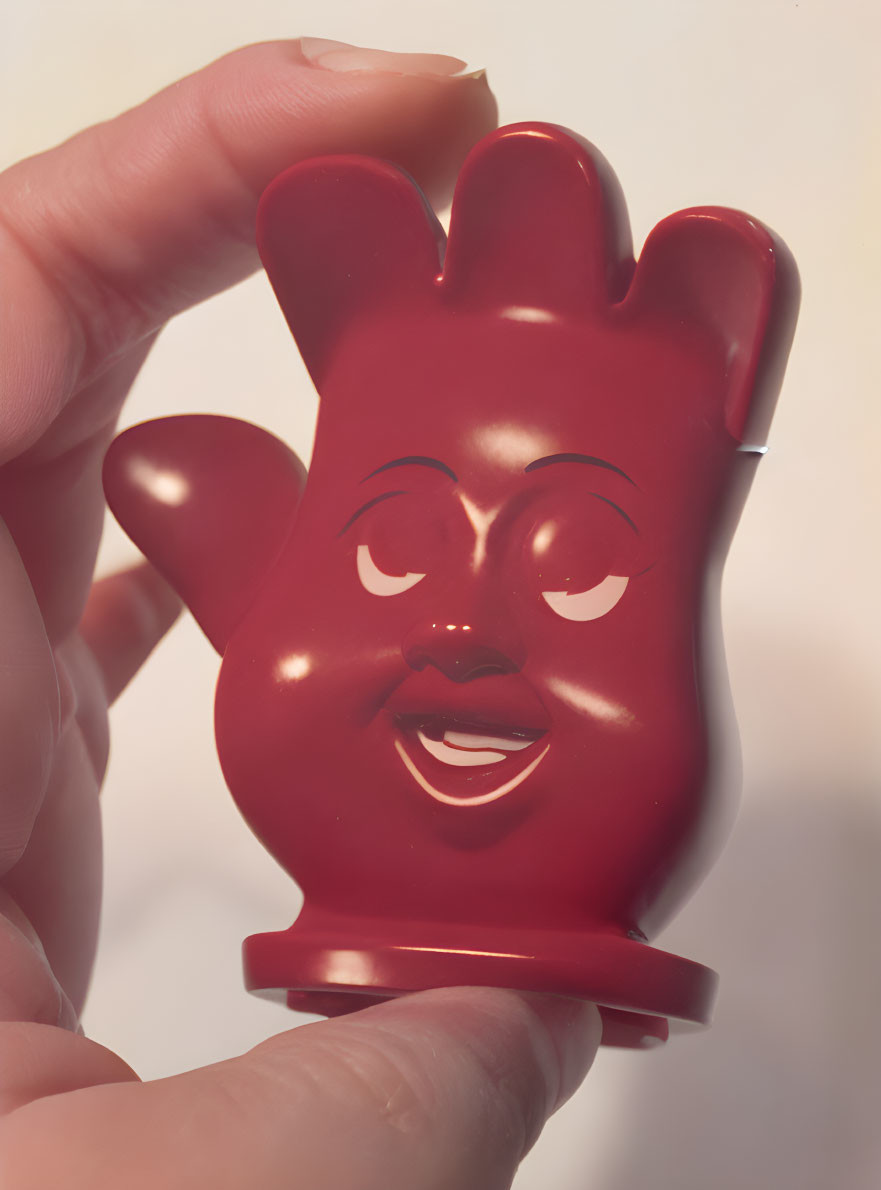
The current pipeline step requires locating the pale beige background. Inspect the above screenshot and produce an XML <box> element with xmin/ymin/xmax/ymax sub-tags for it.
<box><xmin>2</xmin><ymin>3</ymin><xmax>880</xmax><ymax>1187</ymax></box>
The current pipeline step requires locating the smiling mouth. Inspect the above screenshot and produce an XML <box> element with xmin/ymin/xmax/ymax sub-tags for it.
<box><xmin>392</xmin><ymin>714</ymin><xmax>550</xmax><ymax>806</ymax></box>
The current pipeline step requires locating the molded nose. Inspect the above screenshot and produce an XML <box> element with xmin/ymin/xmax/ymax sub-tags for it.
<box><xmin>402</xmin><ymin>622</ymin><xmax>522</xmax><ymax>682</ymax></box>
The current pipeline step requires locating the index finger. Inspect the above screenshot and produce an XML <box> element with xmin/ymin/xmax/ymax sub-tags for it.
<box><xmin>0</xmin><ymin>39</ymin><xmax>495</xmax><ymax>461</ymax></box>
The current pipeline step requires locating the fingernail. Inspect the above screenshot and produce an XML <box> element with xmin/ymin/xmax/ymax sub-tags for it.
<box><xmin>56</xmin><ymin>982</ymin><xmax>80</xmax><ymax>1033</ymax></box>
<box><xmin>300</xmin><ymin>38</ymin><xmax>471</xmax><ymax>78</ymax></box>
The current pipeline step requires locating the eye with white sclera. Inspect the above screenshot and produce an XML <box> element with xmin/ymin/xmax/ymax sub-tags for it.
<box><xmin>541</xmin><ymin>573</ymin><xmax>629</xmax><ymax>621</ymax></box>
<box><xmin>356</xmin><ymin>543</ymin><xmax>426</xmax><ymax>597</ymax></box>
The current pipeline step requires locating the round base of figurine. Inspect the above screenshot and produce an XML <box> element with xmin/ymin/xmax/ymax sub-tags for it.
<box><xmin>243</xmin><ymin>913</ymin><xmax>717</xmax><ymax>1049</ymax></box>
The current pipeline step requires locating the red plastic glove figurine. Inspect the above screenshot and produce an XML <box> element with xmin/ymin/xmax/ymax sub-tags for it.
<box><xmin>104</xmin><ymin>123</ymin><xmax>798</xmax><ymax>1050</ymax></box>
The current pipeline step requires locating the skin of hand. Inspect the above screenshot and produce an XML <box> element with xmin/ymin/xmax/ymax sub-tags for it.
<box><xmin>0</xmin><ymin>40</ymin><xmax>600</xmax><ymax>1189</ymax></box>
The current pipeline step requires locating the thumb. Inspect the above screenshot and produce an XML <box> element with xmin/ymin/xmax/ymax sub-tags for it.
<box><xmin>1</xmin><ymin>988</ymin><xmax>601</xmax><ymax>1190</ymax></box>
<box><xmin>239</xmin><ymin>989</ymin><xmax>601</xmax><ymax>1189</ymax></box>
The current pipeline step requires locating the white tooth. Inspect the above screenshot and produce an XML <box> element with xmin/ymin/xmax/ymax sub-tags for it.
<box><xmin>444</xmin><ymin>729</ymin><xmax>533</xmax><ymax>752</ymax></box>
<box><xmin>416</xmin><ymin>730</ymin><xmax>506</xmax><ymax>767</ymax></box>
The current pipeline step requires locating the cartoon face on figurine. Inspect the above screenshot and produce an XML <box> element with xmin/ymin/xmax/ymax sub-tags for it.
<box><xmin>105</xmin><ymin>124</ymin><xmax>795</xmax><ymax>1040</ymax></box>
<box><xmin>220</xmin><ymin>306</ymin><xmax>728</xmax><ymax>935</ymax></box>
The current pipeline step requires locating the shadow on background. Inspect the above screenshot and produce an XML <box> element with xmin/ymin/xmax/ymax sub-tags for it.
<box><xmin>594</xmin><ymin>789</ymin><xmax>881</xmax><ymax>1190</ymax></box>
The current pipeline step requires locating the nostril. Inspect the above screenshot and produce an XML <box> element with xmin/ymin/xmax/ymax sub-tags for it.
<box><xmin>403</xmin><ymin>623</ymin><xmax>521</xmax><ymax>682</ymax></box>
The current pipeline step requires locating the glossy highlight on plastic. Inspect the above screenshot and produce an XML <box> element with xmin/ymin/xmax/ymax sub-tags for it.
<box><xmin>103</xmin><ymin>123</ymin><xmax>799</xmax><ymax>1048</ymax></box>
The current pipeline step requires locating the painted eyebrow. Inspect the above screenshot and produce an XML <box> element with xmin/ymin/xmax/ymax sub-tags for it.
<box><xmin>339</xmin><ymin>490</ymin><xmax>406</xmax><ymax>536</ymax></box>
<box><xmin>361</xmin><ymin>456</ymin><xmax>458</xmax><ymax>483</ymax></box>
<box><xmin>589</xmin><ymin>492</ymin><xmax>639</xmax><ymax>534</ymax></box>
<box><xmin>524</xmin><ymin>452</ymin><xmax>635</xmax><ymax>486</ymax></box>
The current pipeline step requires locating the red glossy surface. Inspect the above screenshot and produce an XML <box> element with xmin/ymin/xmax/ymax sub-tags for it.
<box><xmin>103</xmin><ymin>124</ymin><xmax>798</xmax><ymax>1047</ymax></box>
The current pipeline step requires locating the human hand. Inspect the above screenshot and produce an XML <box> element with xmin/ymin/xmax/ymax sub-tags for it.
<box><xmin>0</xmin><ymin>40</ymin><xmax>600</xmax><ymax>1187</ymax></box>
